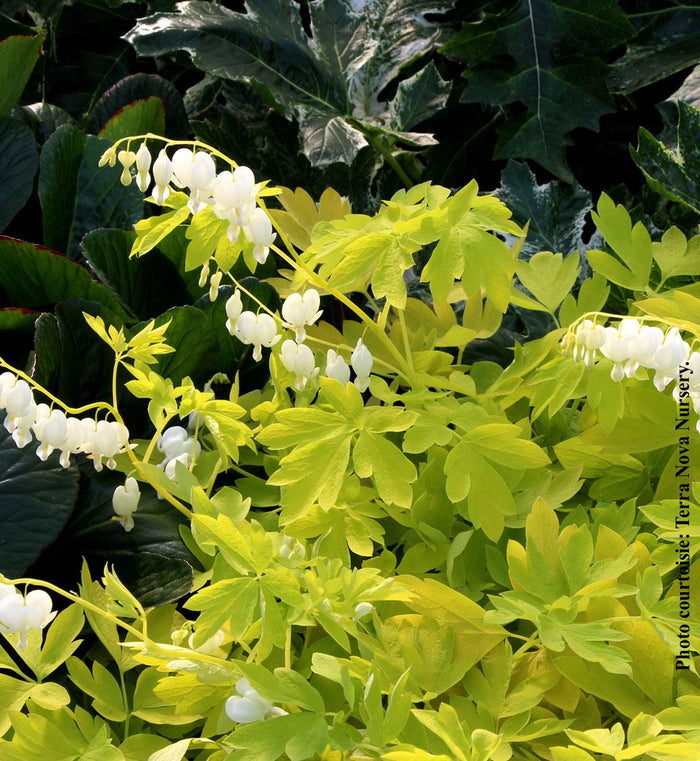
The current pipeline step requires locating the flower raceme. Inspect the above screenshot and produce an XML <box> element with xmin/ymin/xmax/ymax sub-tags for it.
<box><xmin>0</xmin><ymin>372</ymin><xmax>131</xmax><ymax>470</ymax></box>
<box><xmin>104</xmin><ymin>141</ymin><xmax>277</xmax><ymax>270</ymax></box>
<box><xmin>564</xmin><ymin>318</ymin><xmax>699</xmax><ymax>426</ymax></box>
<box><xmin>223</xmin><ymin>289</ymin><xmax>374</xmax><ymax>391</ymax></box>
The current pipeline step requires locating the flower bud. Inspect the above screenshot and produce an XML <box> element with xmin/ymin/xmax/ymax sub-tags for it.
<box><xmin>351</xmin><ymin>338</ymin><xmax>373</xmax><ymax>392</ymax></box>
<box><xmin>325</xmin><ymin>349</ymin><xmax>350</xmax><ymax>385</ymax></box>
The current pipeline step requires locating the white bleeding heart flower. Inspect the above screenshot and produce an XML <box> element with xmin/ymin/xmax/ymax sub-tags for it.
<box><xmin>351</xmin><ymin>338</ymin><xmax>373</xmax><ymax>392</ymax></box>
<box><xmin>112</xmin><ymin>476</ymin><xmax>141</xmax><ymax>532</ymax></box>
<box><xmin>0</xmin><ymin>587</ymin><xmax>56</xmax><ymax>650</ymax></box>
<box><xmin>279</xmin><ymin>340</ymin><xmax>318</xmax><ymax>391</ymax></box>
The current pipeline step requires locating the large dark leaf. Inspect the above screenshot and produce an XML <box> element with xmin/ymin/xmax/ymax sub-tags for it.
<box><xmin>0</xmin><ymin>236</ymin><xmax>130</xmax><ymax>316</ymax></box>
<box><xmin>0</xmin><ymin>116</ymin><xmax>38</xmax><ymax>233</ymax></box>
<box><xmin>82</xmin><ymin>228</ymin><xmax>194</xmax><ymax>319</ymax></box>
<box><xmin>0</xmin><ymin>34</ymin><xmax>42</xmax><ymax>116</ymax></box>
<box><xmin>0</xmin><ymin>425</ymin><xmax>79</xmax><ymax>578</ymax></box>
<box><xmin>608</xmin><ymin>8</ymin><xmax>700</xmax><ymax>95</ymax></box>
<box><xmin>631</xmin><ymin>100</ymin><xmax>700</xmax><ymax>216</ymax></box>
<box><xmin>32</xmin><ymin>299</ymin><xmax>125</xmax><ymax>409</ymax></box>
<box><xmin>442</xmin><ymin>0</ymin><xmax>634</xmax><ymax>180</ymax></box>
<box><xmin>192</xmin><ymin>82</ymin><xmax>384</xmax><ymax>213</ymax></box>
<box><xmin>46</xmin><ymin>462</ymin><xmax>193</xmax><ymax>606</ymax></box>
<box><xmin>125</xmin><ymin>0</ymin><xmax>452</xmax><ymax>166</ymax></box>
<box><xmin>13</xmin><ymin>102</ymin><xmax>73</xmax><ymax>144</ymax></box>
<box><xmin>88</xmin><ymin>73</ymin><xmax>190</xmax><ymax>138</ymax></box>
<box><xmin>496</xmin><ymin>160</ymin><xmax>598</xmax><ymax>261</ymax></box>
<box><xmin>38</xmin><ymin>123</ymin><xmax>143</xmax><ymax>258</ymax></box>
<box><xmin>98</xmin><ymin>97</ymin><xmax>166</xmax><ymax>142</ymax></box>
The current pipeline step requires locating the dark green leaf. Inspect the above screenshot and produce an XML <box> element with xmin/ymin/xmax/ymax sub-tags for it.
<box><xmin>0</xmin><ymin>307</ymin><xmax>38</xmax><ymax>333</ymax></box>
<box><xmin>0</xmin><ymin>34</ymin><xmax>42</xmax><ymax>116</ymax></box>
<box><xmin>32</xmin><ymin>300</ymin><xmax>125</xmax><ymax>409</ymax></box>
<box><xmin>89</xmin><ymin>73</ymin><xmax>189</xmax><ymax>138</ymax></box>
<box><xmin>126</xmin><ymin>0</ymin><xmax>454</xmax><ymax>166</ymax></box>
<box><xmin>0</xmin><ymin>237</ymin><xmax>130</xmax><ymax>317</ymax></box>
<box><xmin>496</xmin><ymin>160</ymin><xmax>598</xmax><ymax>260</ymax></box>
<box><xmin>39</xmin><ymin>124</ymin><xmax>143</xmax><ymax>258</ymax></box>
<box><xmin>98</xmin><ymin>97</ymin><xmax>166</xmax><ymax>142</ymax></box>
<box><xmin>631</xmin><ymin>100</ymin><xmax>700</xmax><ymax>216</ymax></box>
<box><xmin>0</xmin><ymin>115</ymin><xmax>38</xmax><ymax>233</ymax></box>
<box><xmin>0</xmin><ymin>426</ymin><xmax>79</xmax><ymax>577</ymax></box>
<box><xmin>389</xmin><ymin>61</ymin><xmax>451</xmax><ymax>132</ymax></box>
<box><xmin>13</xmin><ymin>102</ymin><xmax>73</xmax><ymax>144</ymax></box>
<box><xmin>133</xmin><ymin>306</ymin><xmax>219</xmax><ymax>386</ymax></box>
<box><xmin>443</xmin><ymin>0</ymin><xmax>634</xmax><ymax>179</ymax></box>
<box><xmin>82</xmin><ymin>228</ymin><xmax>194</xmax><ymax>319</ymax></box>
<box><xmin>608</xmin><ymin>8</ymin><xmax>700</xmax><ymax>94</ymax></box>
<box><xmin>31</xmin><ymin>461</ymin><xmax>192</xmax><ymax>606</ymax></box>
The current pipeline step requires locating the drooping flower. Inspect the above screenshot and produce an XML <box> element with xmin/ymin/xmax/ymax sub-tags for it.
<box><xmin>279</xmin><ymin>340</ymin><xmax>318</xmax><ymax>390</ymax></box>
<box><xmin>225</xmin><ymin>289</ymin><xmax>243</xmax><ymax>334</ymax></box>
<box><xmin>135</xmin><ymin>143</ymin><xmax>152</xmax><ymax>193</ymax></box>
<box><xmin>112</xmin><ymin>476</ymin><xmax>141</xmax><ymax>532</ymax></box>
<box><xmin>225</xmin><ymin>678</ymin><xmax>288</xmax><ymax>724</ymax></box>
<box><xmin>353</xmin><ymin>602</ymin><xmax>374</xmax><ymax>621</ymax></box>
<box><xmin>87</xmin><ymin>420</ymin><xmax>131</xmax><ymax>471</ymax></box>
<box><xmin>118</xmin><ymin>150</ymin><xmax>136</xmax><ymax>186</ymax></box>
<box><xmin>281</xmin><ymin>289</ymin><xmax>322</xmax><ymax>343</ymax></box>
<box><xmin>244</xmin><ymin>208</ymin><xmax>276</xmax><ymax>264</ymax></box>
<box><xmin>0</xmin><ymin>586</ymin><xmax>56</xmax><ymax>650</ymax></box>
<box><xmin>351</xmin><ymin>338</ymin><xmax>373</xmax><ymax>392</ymax></box>
<box><xmin>234</xmin><ymin>311</ymin><xmax>281</xmax><ymax>361</ymax></box>
<box><xmin>648</xmin><ymin>327</ymin><xmax>691</xmax><ymax>391</ymax></box>
<box><xmin>34</xmin><ymin>408</ymin><xmax>68</xmax><ymax>462</ymax></box>
<box><xmin>151</xmin><ymin>149</ymin><xmax>173</xmax><ymax>205</ymax></box>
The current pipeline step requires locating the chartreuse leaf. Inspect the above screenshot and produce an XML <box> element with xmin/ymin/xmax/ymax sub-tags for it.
<box><xmin>588</xmin><ymin>193</ymin><xmax>653</xmax><ymax>290</ymax></box>
<box><xmin>0</xmin><ymin>35</ymin><xmax>42</xmax><ymax>116</ymax></box>
<box><xmin>132</xmin><ymin>206</ymin><xmax>191</xmax><ymax>258</ymax></box>
<box><xmin>421</xmin><ymin>182</ymin><xmax>522</xmax><ymax>308</ymax></box>
<box><xmin>185</xmin><ymin>205</ymin><xmax>228</xmax><ymax>271</ymax></box>
<box><xmin>267</xmin><ymin>432</ymin><xmax>353</xmax><ymax>519</ymax></box>
<box><xmin>353</xmin><ymin>431</ymin><xmax>416</xmax><ymax>508</ymax></box>
<box><xmin>269</xmin><ymin>185</ymin><xmax>351</xmax><ymax>250</ymax></box>
<box><xmin>514</xmin><ymin>251</ymin><xmax>580</xmax><ymax>315</ymax></box>
<box><xmin>236</xmin><ymin>663</ymin><xmax>325</xmax><ymax>713</ymax></box>
<box><xmin>413</xmin><ymin>703</ymin><xmax>470</xmax><ymax>761</ymax></box>
<box><xmin>227</xmin><ymin>713</ymin><xmax>329</xmax><ymax>761</ymax></box>
<box><xmin>558</xmin><ymin>273</ymin><xmax>609</xmax><ymax>327</ymax></box>
<box><xmin>184</xmin><ymin>577</ymin><xmax>259</xmax><ymax>642</ymax></box>
<box><xmin>651</xmin><ymin>227</ymin><xmax>700</xmax><ymax>282</ymax></box>
<box><xmin>66</xmin><ymin>658</ymin><xmax>127</xmax><ymax>722</ymax></box>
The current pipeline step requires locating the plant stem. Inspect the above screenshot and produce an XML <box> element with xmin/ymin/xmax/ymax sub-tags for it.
<box><xmin>362</xmin><ymin>131</ymin><xmax>414</xmax><ymax>188</ymax></box>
